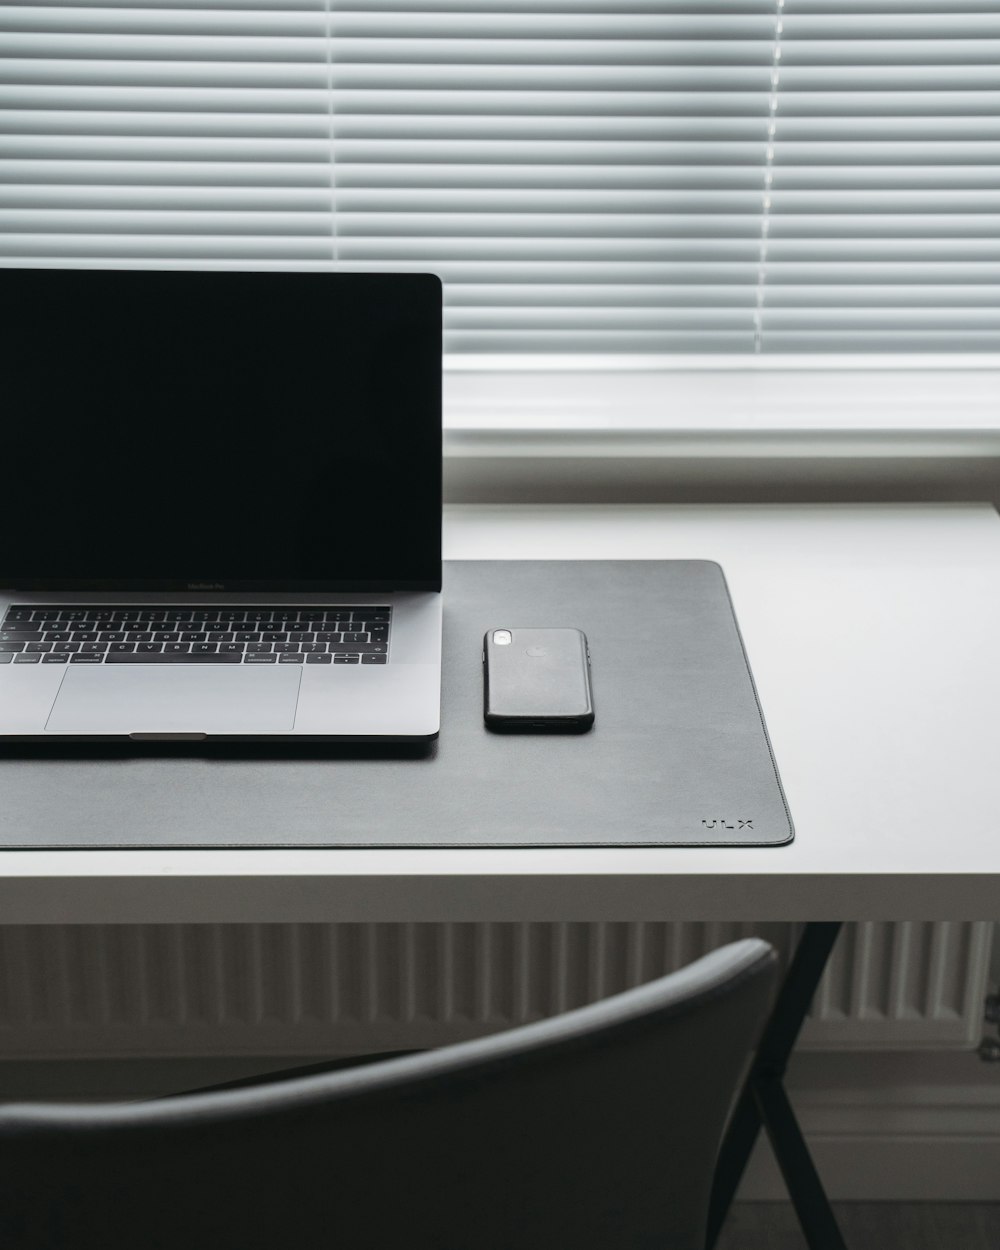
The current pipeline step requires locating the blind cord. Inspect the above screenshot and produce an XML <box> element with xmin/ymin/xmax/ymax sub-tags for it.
<box><xmin>755</xmin><ymin>0</ymin><xmax>784</xmax><ymax>354</ymax></box>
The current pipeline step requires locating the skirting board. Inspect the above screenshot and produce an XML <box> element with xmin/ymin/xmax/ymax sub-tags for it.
<box><xmin>741</xmin><ymin>1051</ymin><xmax>1000</xmax><ymax>1202</ymax></box>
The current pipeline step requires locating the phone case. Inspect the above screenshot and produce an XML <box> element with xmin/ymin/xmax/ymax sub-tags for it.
<box><xmin>483</xmin><ymin>627</ymin><xmax>594</xmax><ymax>733</ymax></box>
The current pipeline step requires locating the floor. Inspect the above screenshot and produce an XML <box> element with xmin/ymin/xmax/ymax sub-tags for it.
<box><xmin>717</xmin><ymin>1203</ymin><xmax>1000</xmax><ymax>1250</ymax></box>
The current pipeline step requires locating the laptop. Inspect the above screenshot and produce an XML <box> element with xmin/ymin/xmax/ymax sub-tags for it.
<box><xmin>0</xmin><ymin>267</ymin><xmax>443</xmax><ymax>743</ymax></box>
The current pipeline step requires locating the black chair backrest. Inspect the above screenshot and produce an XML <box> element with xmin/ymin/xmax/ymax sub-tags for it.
<box><xmin>0</xmin><ymin>938</ymin><xmax>776</xmax><ymax>1250</ymax></box>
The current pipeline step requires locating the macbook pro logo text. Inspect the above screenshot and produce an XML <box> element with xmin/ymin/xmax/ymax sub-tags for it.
<box><xmin>187</xmin><ymin>581</ymin><xmax>226</xmax><ymax>591</ymax></box>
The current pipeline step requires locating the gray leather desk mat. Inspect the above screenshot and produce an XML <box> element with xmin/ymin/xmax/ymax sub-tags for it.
<box><xmin>0</xmin><ymin>561</ymin><xmax>793</xmax><ymax>848</ymax></box>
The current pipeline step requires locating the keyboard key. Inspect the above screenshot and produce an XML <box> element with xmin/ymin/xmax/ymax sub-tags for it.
<box><xmin>273</xmin><ymin>643</ymin><xmax>299</xmax><ymax>654</ymax></box>
<box><xmin>72</xmin><ymin>632</ymin><xmax>99</xmax><ymax>643</ymax></box>
<box><xmin>152</xmin><ymin>631</ymin><xmax>180</xmax><ymax>643</ymax></box>
<box><xmin>109</xmin><ymin>643</ymin><xmax>136</xmax><ymax>653</ymax></box>
<box><xmin>0</xmin><ymin>654</ymin><xmax>12</xmax><ymax>664</ymax></box>
<box><xmin>285</xmin><ymin>622</ymin><xmax>309</xmax><ymax>633</ymax></box>
<box><xmin>306</xmin><ymin>653</ymin><xmax>332</xmax><ymax>664</ymax></box>
<box><xmin>218</xmin><ymin>643</ymin><xmax>243</xmax><ymax>655</ymax></box>
<box><xmin>137</xmin><ymin>643</ymin><xmax>163</xmax><ymax>654</ymax></box>
<box><xmin>165</xmin><ymin>610</ymin><xmax>193</xmax><ymax>621</ymax></box>
<box><xmin>59</xmin><ymin>610</ymin><xmax>88</xmax><ymax>621</ymax></box>
<box><xmin>42</xmin><ymin>654</ymin><xmax>69</xmax><ymax>664</ymax></box>
<box><xmin>99</xmin><ymin>632</ymin><xmax>127</xmax><ymax>643</ymax></box>
<box><xmin>191</xmin><ymin>643</ymin><xmax>217</xmax><ymax>655</ymax></box>
<box><xmin>216</xmin><ymin>611</ymin><xmax>245</xmax><ymax>622</ymax></box>
<box><xmin>54</xmin><ymin>643</ymin><xmax>81</xmax><ymax>653</ymax></box>
<box><xmin>2</xmin><ymin>619</ymin><xmax>41</xmax><ymax>632</ymax></box>
<box><xmin>190</xmin><ymin>610</ymin><xmax>217</xmax><ymax>621</ymax></box>
<box><xmin>34</xmin><ymin>610</ymin><xmax>62</xmax><ymax>621</ymax></box>
<box><xmin>105</xmin><ymin>652</ymin><xmax>242</xmax><ymax>664</ymax></box>
<box><xmin>181</xmin><ymin>632</ymin><xmax>207</xmax><ymax>643</ymax></box>
<box><xmin>261</xmin><ymin>632</ymin><xmax>288</xmax><ymax>643</ymax></box>
<box><xmin>164</xmin><ymin>643</ymin><xmax>190</xmax><ymax>654</ymax></box>
<box><xmin>299</xmin><ymin>643</ymin><xmax>326</xmax><ymax>653</ymax></box>
<box><xmin>1</xmin><ymin>632</ymin><xmax>39</xmax><ymax>643</ymax></box>
<box><xmin>44</xmin><ymin>631</ymin><xmax>72</xmax><ymax>642</ymax></box>
<box><xmin>246</xmin><ymin>643</ymin><xmax>272</xmax><ymax>654</ymax></box>
<box><xmin>14</xmin><ymin>653</ymin><xmax>42</xmax><ymax>663</ymax></box>
<box><xmin>334</xmin><ymin>654</ymin><xmax>360</xmax><ymax>664</ymax></box>
<box><xmin>25</xmin><ymin>643</ymin><xmax>52</xmax><ymax>653</ymax></box>
<box><xmin>244</xmin><ymin>654</ymin><xmax>277</xmax><ymax>664</ymax></box>
<box><xmin>341</xmin><ymin>631</ymin><xmax>369</xmax><ymax>644</ymax></box>
<box><xmin>81</xmin><ymin>643</ymin><xmax>108</xmax><ymax>654</ymax></box>
<box><xmin>5</xmin><ymin>609</ymin><xmax>34</xmax><ymax>622</ymax></box>
<box><xmin>279</xmin><ymin>654</ymin><xmax>304</xmax><ymax>663</ymax></box>
<box><xmin>0</xmin><ymin>643</ymin><xmax>25</xmax><ymax>653</ymax></box>
<box><xmin>234</xmin><ymin>632</ymin><xmax>261</xmax><ymax>643</ymax></box>
<box><xmin>361</xmin><ymin>654</ymin><xmax>388</xmax><ymax>665</ymax></box>
<box><xmin>70</xmin><ymin>654</ymin><xmax>103</xmax><ymax>663</ymax></box>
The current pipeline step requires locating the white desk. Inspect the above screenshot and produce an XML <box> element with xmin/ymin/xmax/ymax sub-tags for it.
<box><xmin>2</xmin><ymin>502</ymin><xmax>999</xmax><ymax>925</ymax></box>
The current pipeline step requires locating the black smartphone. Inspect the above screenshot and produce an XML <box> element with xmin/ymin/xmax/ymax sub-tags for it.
<box><xmin>483</xmin><ymin>628</ymin><xmax>594</xmax><ymax>733</ymax></box>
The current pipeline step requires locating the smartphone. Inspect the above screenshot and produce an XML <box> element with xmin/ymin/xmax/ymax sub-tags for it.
<box><xmin>483</xmin><ymin>628</ymin><xmax>594</xmax><ymax>733</ymax></box>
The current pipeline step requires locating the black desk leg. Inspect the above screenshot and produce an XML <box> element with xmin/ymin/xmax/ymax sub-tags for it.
<box><xmin>706</xmin><ymin>921</ymin><xmax>846</xmax><ymax>1250</ymax></box>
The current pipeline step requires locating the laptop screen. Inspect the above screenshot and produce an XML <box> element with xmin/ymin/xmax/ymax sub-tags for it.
<box><xmin>2</xmin><ymin>268</ymin><xmax>442</xmax><ymax>592</ymax></box>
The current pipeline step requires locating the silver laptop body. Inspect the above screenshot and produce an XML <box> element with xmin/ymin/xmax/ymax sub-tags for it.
<box><xmin>0</xmin><ymin>269</ymin><xmax>443</xmax><ymax>743</ymax></box>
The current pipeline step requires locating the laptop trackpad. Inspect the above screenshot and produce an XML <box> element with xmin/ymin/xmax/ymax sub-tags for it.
<box><xmin>46</xmin><ymin>666</ymin><xmax>302</xmax><ymax>736</ymax></box>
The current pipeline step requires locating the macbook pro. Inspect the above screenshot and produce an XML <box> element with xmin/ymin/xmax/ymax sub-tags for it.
<box><xmin>0</xmin><ymin>267</ymin><xmax>443</xmax><ymax>742</ymax></box>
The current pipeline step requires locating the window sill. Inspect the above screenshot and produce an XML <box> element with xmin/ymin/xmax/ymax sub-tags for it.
<box><xmin>443</xmin><ymin>365</ymin><xmax>1000</xmax><ymax>461</ymax></box>
<box><xmin>441</xmin><ymin>365</ymin><xmax>1000</xmax><ymax>502</ymax></box>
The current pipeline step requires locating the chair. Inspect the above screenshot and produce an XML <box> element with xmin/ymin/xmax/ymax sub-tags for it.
<box><xmin>0</xmin><ymin>938</ymin><xmax>776</xmax><ymax>1250</ymax></box>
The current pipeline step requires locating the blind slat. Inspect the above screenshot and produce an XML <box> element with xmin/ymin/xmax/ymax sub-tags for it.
<box><xmin>3</xmin><ymin>111</ymin><xmax>776</xmax><ymax>142</ymax></box>
<box><xmin>2</xmin><ymin>9</ymin><xmax>778</xmax><ymax>38</ymax></box>
<box><xmin>0</xmin><ymin>187</ymin><xmax>774</xmax><ymax>213</ymax></box>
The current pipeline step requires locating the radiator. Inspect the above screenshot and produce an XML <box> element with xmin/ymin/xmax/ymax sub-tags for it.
<box><xmin>0</xmin><ymin>922</ymin><xmax>991</xmax><ymax>1060</ymax></box>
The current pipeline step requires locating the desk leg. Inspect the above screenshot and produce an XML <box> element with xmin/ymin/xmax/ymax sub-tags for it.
<box><xmin>706</xmin><ymin>921</ymin><xmax>846</xmax><ymax>1250</ymax></box>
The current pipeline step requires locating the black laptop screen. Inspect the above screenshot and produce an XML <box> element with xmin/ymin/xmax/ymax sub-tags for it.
<box><xmin>2</xmin><ymin>268</ymin><xmax>442</xmax><ymax>591</ymax></box>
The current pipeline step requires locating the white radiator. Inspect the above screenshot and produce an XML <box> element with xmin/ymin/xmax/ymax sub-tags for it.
<box><xmin>0</xmin><ymin>922</ymin><xmax>991</xmax><ymax>1060</ymax></box>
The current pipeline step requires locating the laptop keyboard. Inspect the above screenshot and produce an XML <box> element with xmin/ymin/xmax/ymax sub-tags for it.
<box><xmin>0</xmin><ymin>607</ymin><xmax>390</xmax><ymax>665</ymax></box>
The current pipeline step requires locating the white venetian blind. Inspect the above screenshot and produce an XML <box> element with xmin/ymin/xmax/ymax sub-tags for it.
<box><xmin>763</xmin><ymin>0</ymin><xmax>1000</xmax><ymax>352</ymax></box>
<box><xmin>1</xmin><ymin>1</ymin><xmax>997</xmax><ymax>355</ymax></box>
<box><xmin>0</xmin><ymin>2</ymin><xmax>339</xmax><ymax>263</ymax></box>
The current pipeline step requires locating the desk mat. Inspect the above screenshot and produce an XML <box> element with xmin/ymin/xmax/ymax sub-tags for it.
<box><xmin>0</xmin><ymin>561</ymin><xmax>793</xmax><ymax>848</ymax></box>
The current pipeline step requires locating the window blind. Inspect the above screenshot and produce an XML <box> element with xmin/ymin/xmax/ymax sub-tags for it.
<box><xmin>1</xmin><ymin>2</ymin><xmax>997</xmax><ymax>355</ymax></box>
<box><xmin>764</xmin><ymin>0</ymin><xmax>1000</xmax><ymax>352</ymax></box>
